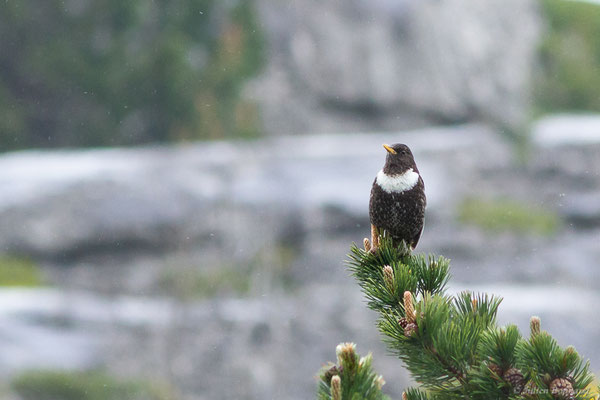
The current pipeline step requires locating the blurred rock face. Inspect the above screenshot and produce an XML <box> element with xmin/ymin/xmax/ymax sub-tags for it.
<box><xmin>250</xmin><ymin>0</ymin><xmax>541</xmax><ymax>134</ymax></box>
<box><xmin>0</xmin><ymin>118</ymin><xmax>599</xmax><ymax>399</ymax></box>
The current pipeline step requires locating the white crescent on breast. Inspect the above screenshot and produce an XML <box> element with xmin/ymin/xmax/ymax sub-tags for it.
<box><xmin>376</xmin><ymin>168</ymin><xmax>419</xmax><ymax>193</ymax></box>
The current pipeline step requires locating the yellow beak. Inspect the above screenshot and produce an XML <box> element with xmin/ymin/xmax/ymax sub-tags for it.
<box><xmin>383</xmin><ymin>144</ymin><xmax>396</xmax><ymax>154</ymax></box>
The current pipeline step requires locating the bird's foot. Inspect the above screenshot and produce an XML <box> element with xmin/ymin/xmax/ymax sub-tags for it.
<box><xmin>369</xmin><ymin>225</ymin><xmax>381</xmax><ymax>254</ymax></box>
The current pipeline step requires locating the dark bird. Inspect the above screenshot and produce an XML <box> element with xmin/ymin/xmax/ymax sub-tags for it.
<box><xmin>368</xmin><ymin>143</ymin><xmax>426</xmax><ymax>252</ymax></box>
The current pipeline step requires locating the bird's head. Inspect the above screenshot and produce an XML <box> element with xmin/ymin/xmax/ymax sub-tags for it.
<box><xmin>382</xmin><ymin>143</ymin><xmax>418</xmax><ymax>175</ymax></box>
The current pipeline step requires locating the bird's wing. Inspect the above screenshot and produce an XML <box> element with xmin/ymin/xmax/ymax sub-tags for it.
<box><xmin>411</xmin><ymin>222</ymin><xmax>424</xmax><ymax>250</ymax></box>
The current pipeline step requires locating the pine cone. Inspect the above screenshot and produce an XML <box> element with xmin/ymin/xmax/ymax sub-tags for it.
<box><xmin>404</xmin><ymin>322</ymin><xmax>418</xmax><ymax>337</ymax></box>
<box><xmin>398</xmin><ymin>317</ymin><xmax>408</xmax><ymax>329</ymax></box>
<box><xmin>488</xmin><ymin>362</ymin><xmax>503</xmax><ymax>377</ymax></box>
<box><xmin>549</xmin><ymin>377</ymin><xmax>575</xmax><ymax>400</ymax></box>
<box><xmin>331</xmin><ymin>375</ymin><xmax>342</xmax><ymax>400</ymax></box>
<box><xmin>382</xmin><ymin>265</ymin><xmax>395</xmax><ymax>292</ymax></box>
<box><xmin>522</xmin><ymin>380</ymin><xmax>538</xmax><ymax>398</ymax></box>
<box><xmin>503</xmin><ymin>367</ymin><xmax>525</xmax><ymax>394</ymax></box>
<box><xmin>323</xmin><ymin>365</ymin><xmax>341</xmax><ymax>383</ymax></box>
<box><xmin>403</xmin><ymin>291</ymin><xmax>415</xmax><ymax>323</ymax></box>
<box><xmin>363</xmin><ymin>238</ymin><xmax>371</xmax><ymax>252</ymax></box>
<box><xmin>336</xmin><ymin>342</ymin><xmax>357</xmax><ymax>371</ymax></box>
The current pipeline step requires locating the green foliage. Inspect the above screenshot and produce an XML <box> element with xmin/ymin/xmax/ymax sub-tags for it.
<box><xmin>478</xmin><ymin>325</ymin><xmax>522</xmax><ymax>371</ymax></box>
<box><xmin>458</xmin><ymin>197</ymin><xmax>559</xmax><ymax>235</ymax></box>
<box><xmin>0</xmin><ymin>0</ymin><xmax>265</xmax><ymax>150</ymax></box>
<box><xmin>317</xmin><ymin>343</ymin><xmax>389</xmax><ymax>400</ymax></box>
<box><xmin>11</xmin><ymin>369</ymin><xmax>173</xmax><ymax>400</ymax></box>
<box><xmin>0</xmin><ymin>255</ymin><xmax>43</xmax><ymax>286</ymax></box>
<box><xmin>324</xmin><ymin>235</ymin><xmax>597</xmax><ymax>399</ymax></box>
<box><xmin>470</xmin><ymin>325</ymin><xmax>523</xmax><ymax>398</ymax></box>
<box><xmin>347</xmin><ymin>236</ymin><xmax>450</xmax><ymax>314</ymax></box>
<box><xmin>402</xmin><ymin>387</ymin><xmax>431</xmax><ymax>400</ymax></box>
<box><xmin>519</xmin><ymin>333</ymin><xmax>594</xmax><ymax>397</ymax></box>
<box><xmin>535</xmin><ymin>0</ymin><xmax>600</xmax><ymax>113</ymax></box>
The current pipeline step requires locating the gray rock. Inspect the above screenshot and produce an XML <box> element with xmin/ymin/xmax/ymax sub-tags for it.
<box><xmin>561</xmin><ymin>192</ymin><xmax>600</xmax><ymax>228</ymax></box>
<box><xmin>0</xmin><ymin>124</ymin><xmax>508</xmax><ymax>264</ymax></box>
<box><xmin>248</xmin><ymin>0</ymin><xmax>541</xmax><ymax>135</ymax></box>
<box><xmin>0</xmin><ymin>146</ymin><xmax>290</xmax><ymax>261</ymax></box>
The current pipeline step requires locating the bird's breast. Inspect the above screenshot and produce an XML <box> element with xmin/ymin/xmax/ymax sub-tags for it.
<box><xmin>375</xmin><ymin>169</ymin><xmax>419</xmax><ymax>193</ymax></box>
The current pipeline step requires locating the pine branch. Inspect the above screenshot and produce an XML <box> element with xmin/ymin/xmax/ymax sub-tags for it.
<box><xmin>316</xmin><ymin>236</ymin><xmax>597</xmax><ymax>399</ymax></box>
<box><xmin>317</xmin><ymin>343</ymin><xmax>389</xmax><ymax>400</ymax></box>
<box><xmin>470</xmin><ymin>325</ymin><xmax>524</xmax><ymax>398</ymax></box>
<box><xmin>517</xmin><ymin>319</ymin><xmax>595</xmax><ymax>400</ymax></box>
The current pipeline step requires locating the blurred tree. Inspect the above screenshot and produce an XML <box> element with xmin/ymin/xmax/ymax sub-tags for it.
<box><xmin>536</xmin><ymin>0</ymin><xmax>600</xmax><ymax>113</ymax></box>
<box><xmin>0</xmin><ymin>0</ymin><xmax>264</xmax><ymax>150</ymax></box>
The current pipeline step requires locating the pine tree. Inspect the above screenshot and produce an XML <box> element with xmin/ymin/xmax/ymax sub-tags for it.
<box><xmin>316</xmin><ymin>234</ymin><xmax>598</xmax><ymax>399</ymax></box>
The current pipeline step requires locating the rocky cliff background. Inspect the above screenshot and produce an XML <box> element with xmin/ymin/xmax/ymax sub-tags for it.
<box><xmin>249</xmin><ymin>0</ymin><xmax>541</xmax><ymax>134</ymax></box>
<box><xmin>0</xmin><ymin>1</ymin><xmax>599</xmax><ymax>400</ymax></box>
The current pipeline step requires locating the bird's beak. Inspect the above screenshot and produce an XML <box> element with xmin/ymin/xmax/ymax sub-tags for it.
<box><xmin>383</xmin><ymin>144</ymin><xmax>396</xmax><ymax>154</ymax></box>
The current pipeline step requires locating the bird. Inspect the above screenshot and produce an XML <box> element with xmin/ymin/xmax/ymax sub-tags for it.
<box><xmin>367</xmin><ymin>143</ymin><xmax>426</xmax><ymax>253</ymax></box>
